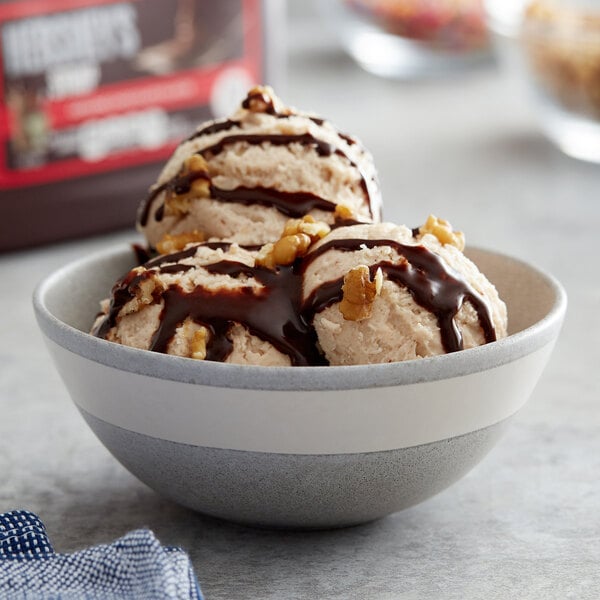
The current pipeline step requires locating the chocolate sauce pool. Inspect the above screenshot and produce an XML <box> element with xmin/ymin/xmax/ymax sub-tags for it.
<box><xmin>93</xmin><ymin>237</ymin><xmax>497</xmax><ymax>364</ymax></box>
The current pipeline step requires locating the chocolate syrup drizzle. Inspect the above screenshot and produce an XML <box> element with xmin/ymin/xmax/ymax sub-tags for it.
<box><xmin>302</xmin><ymin>239</ymin><xmax>496</xmax><ymax>353</ymax></box>
<box><xmin>132</xmin><ymin>243</ymin><xmax>155</xmax><ymax>265</ymax></box>
<box><xmin>138</xmin><ymin>132</ymin><xmax>375</xmax><ymax>227</ymax></box>
<box><xmin>199</xmin><ymin>133</ymin><xmax>374</xmax><ymax>208</ymax></box>
<box><xmin>139</xmin><ymin>178</ymin><xmax>341</xmax><ymax>227</ymax></box>
<box><xmin>241</xmin><ymin>88</ymin><xmax>277</xmax><ymax>114</ymax></box>
<box><xmin>186</xmin><ymin>119</ymin><xmax>240</xmax><ymax>141</ymax></box>
<box><xmin>93</xmin><ymin>244</ymin><xmax>323</xmax><ymax>366</ymax></box>
<box><xmin>199</xmin><ymin>132</ymin><xmax>336</xmax><ymax>159</ymax></box>
<box><xmin>92</xmin><ymin>268</ymin><xmax>161</xmax><ymax>340</ymax></box>
<box><xmin>94</xmin><ymin>237</ymin><xmax>497</xmax><ymax>364</ymax></box>
<box><xmin>149</xmin><ymin>260</ymin><xmax>324</xmax><ymax>365</ymax></box>
<box><xmin>210</xmin><ymin>186</ymin><xmax>339</xmax><ymax>217</ymax></box>
<box><xmin>139</xmin><ymin>106</ymin><xmax>377</xmax><ymax>229</ymax></box>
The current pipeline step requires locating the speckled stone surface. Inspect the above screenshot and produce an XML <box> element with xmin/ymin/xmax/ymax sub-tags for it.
<box><xmin>80</xmin><ymin>409</ymin><xmax>509</xmax><ymax>529</ymax></box>
<box><xmin>1</xmin><ymin>7</ymin><xmax>599</xmax><ymax>599</ymax></box>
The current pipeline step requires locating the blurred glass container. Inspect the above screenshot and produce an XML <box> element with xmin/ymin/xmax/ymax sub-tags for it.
<box><xmin>488</xmin><ymin>0</ymin><xmax>600</xmax><ymax>163</ymax></box>
<box><xmin>321</xmin><ymin>0</ymin><xmax>492</xmax><ymax>78</ymax></box>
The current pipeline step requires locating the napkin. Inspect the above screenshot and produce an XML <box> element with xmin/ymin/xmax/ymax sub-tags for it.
<box><xmin>0</xmin><ymin>510</ymin><xmax>203</xmax><ymax>599</ymax></box>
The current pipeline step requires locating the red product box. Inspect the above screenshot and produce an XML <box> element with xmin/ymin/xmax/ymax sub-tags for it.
<box><xmin>0</xmin><ymin>0</ymin><xmax>276</xmax><ymax>250</ymax></box>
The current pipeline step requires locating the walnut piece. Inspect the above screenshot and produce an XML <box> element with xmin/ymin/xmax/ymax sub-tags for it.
<box><xmin>156</xmin><ymin>230</ymin><xmax>205</xmax><ymax>254</ymax></box>
<box><xmin>242</xmin><ymin>85</ymin><xmax>284</xmax><ymax>114</ymax></box>
<box><xmin>339</xmin><ymin>265</ymin><xmax>383</xmax><ymax>321</ymax></box>
<box><xmin>282</xmin><ymin>214</ymin><xmax>331</xmax><ymax>240</ymax></box>
<box><xmin>119</xmin><ymin>267</ymin><xmax>165</xmax><ymax>317</ymax></box>
<box><xmin>334</xmin><ymin>204</ymin><xmax>355</xmax><ymax>221</ymax></box>
<box><xmin>190</xmin><ymin>326</ymin><xmax>209</xmax><ymax>360</ymax></box>
<box><xmin>167</xmin><ymin>320</ymin><xmax>209</xmax><ymax>359</ymax></box>
<box><xmin>418</xmin><ymin>214</ymin><xmax>465</xmax><ymax>251</ymax></box>
<box><xmin>256</xmin><ymin>215</ymin><xmax>331</xmax><ymax>268</ymax></box>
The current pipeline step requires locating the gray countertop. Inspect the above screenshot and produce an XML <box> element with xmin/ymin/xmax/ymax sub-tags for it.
<box><xmin>1</xmin><ymin>13</ymin><xmax>599</xmax><ymax>600</ymax></box>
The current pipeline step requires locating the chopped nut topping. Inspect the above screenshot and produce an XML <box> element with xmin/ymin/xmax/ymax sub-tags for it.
<box><xmin>242</xmin><ymin>85</ymin><xmax>284</xmax><ymax>114</ymax></box>
<box><xmin>120</xmin><ymin>268</ymin><xmax>165</xmax><ymax>317</ymax></box>
<box><xmin>282</xmin><ymin>214</ymin><xmax>331</xmax><ymax>240</ymax></box>
<box><xmin>190</xmin><ymin>177</ymin><xmax>210</xmax><ymax>196</ymax></box>
<box><xmin>164</xmin><ymin>154</ymin><xmax>211</xmax><ymax>217</ymax></box>
<box><xmin>165</xmin><ymin>194</ymin><xmax>191</xmax><ymax>217</ymax></box>
<box><xmin>418</xmin><ymin>214</ymin><xmax>465</xmax><ymax>251</ymax></box>
<box><xmin>190</xmin><ymin>326</ymin><xmax>209</xmax><ymax>360</ymax></box>
<box><xmin>273</xmin><ymin>233</ymin><xmax>312</xmax><ymax>265</ymax></box>
<box><xmin>184</xmin><ymin>154</ymin><xmax>210</xmax><ymax>174</ymax></box>
<box><xmin>334</xmin><ymin>204</ymin><xmax>355</xmax><ymax>221</ymax></box>
<box><xmin>374</xmin><ymin>267</ymin><xmax>383</xmax><ymax>295</ymax></box>
<box><xmin>256</xmin><ymin>216</ymin><xmax>331</xmax><ymax>268</ymax></box>
<box><xmin>339</xmin><ymin>265</ymin><xmax>383</xmax><ymax>321</ymax></box>
<box><xmin>156</xmin><ymin>230</ymin><xmax>205</xmax><ymax>254</ymax></box>
<box><xmin>255</xmin><ymin>243</ymin><xmax>275</xmax><ymax>268</ymax></box>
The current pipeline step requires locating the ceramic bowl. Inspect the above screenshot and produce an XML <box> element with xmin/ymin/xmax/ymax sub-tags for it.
<box><xmin>321</xmin><ymin>0</ymin><xmax>492</xmax><ymax>80</ymax></box>
<box><xmin>33</xmin><ymin>245</ymin><xmax>566</xmax><ymax>529</ymax></box>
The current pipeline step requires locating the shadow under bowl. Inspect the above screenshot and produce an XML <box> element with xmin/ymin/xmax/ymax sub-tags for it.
<box><xmin>33</xmin><ymin>245</ymin><xmax>566</xmax><ymax>528</ymax></box>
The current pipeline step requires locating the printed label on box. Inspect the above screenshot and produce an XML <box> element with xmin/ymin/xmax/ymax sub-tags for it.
<box><xmin>0</xmin><ymin>0</ymin><xmax>262</xmax><ymax>188</ymax></box>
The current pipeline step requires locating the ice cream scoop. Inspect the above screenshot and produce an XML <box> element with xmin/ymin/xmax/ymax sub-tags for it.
<box><xmin>137</xmin><ymin>86</ymin><xmax>381</xmax><ymax>250</ymax></box>
<box><xmin>91</xmin><ymin>237</ymin><xmax>324</xmax><ymax>366</ymax></box>
<box><xmin>302</xmin><ymin>218</ymin><xmax>508</xmax><ymax>365</ymax></box>
<box><xmin>94</xmin><ymin>214</ymin><xmax>507</xmax><ymax>367</ymax></box>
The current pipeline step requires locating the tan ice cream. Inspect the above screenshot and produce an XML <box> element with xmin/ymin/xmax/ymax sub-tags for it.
<box><xmin>93</xmin><ymin>214</ymin><xmax>507</xmax><ymax>367</ymax></box>
<box><xmin>91</xmin><ymin>234</ymin><xmax>324</xmax><ymax>366</ymax></box>
<box><xmin>138</xmin><ymin>86</ymin><xmax>381</xmax><ymax>250</ymax></box>
<box><xmin>302</xmin><ymin>218</ymin><xmax>508</xmax><ymax>365</ymax></box>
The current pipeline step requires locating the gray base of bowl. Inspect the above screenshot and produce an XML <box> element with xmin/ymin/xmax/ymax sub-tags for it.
<box><xmin>80</xmin><ymin>409</ymin><xmax>510</xmax><ymax>529</ymax></box>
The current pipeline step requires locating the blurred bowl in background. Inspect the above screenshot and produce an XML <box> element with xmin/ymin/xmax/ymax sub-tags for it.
<box><xmin>320</xmin><ymin>0</ymin><xmax>493</xmax><ymax>78</ymax></box>
<box><xmin>488</xmin><ymin>0</ymin><xmax>600</xmax><ymax>163</ymax></box>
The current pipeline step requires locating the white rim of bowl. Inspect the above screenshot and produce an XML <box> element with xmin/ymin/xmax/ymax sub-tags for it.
<box><xmin>33</xmin><ymin>244</ymin><xmax>567</xmax><ymax>391</ymax></box>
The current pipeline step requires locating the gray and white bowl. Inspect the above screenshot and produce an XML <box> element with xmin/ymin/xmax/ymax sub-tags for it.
<box><xmin>33</xmin><ymin>245</ymin><xmax>566</xmax><ymax>529</ymax></box>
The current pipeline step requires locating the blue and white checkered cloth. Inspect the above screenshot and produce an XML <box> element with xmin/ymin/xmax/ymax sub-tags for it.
<box><xmin>0</xmin><ymin>510</ymin><xmax>203</xmax><ymax>599</ymax></box>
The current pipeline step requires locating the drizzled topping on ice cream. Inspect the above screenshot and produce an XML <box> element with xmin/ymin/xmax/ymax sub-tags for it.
<box><xmin>186</xmin><ymin>119</ymin><xmax>241</xmax><ymax>141</ymax></box>
<box><xmin>200</xmin><ymin>132</ymin><xmax>336</xmax><ymax>158</ymax></box>
<box><xmin>93</xmin><ymin>223</ymin><xmax>499</xmax><ymax>364</ymax></box>
<box><xmin>93</xmin><ymin>243</ymin><xmax>324</xmax><ymax>366</ymax></box>
<box><xmin>302</xmin><ymin>238</ymin><xmax>496</xmax><ymax>354</ymax></box>
<box><xmin>197</xmin><ymin>133</ymin><xmax>374</xmax><ymax>207</ymax></box>
<box><xmin>145</xmin><ymin>241</ymin><xmax>238</xmax><ymax>268</ymax></box>
<box><xmin>139</xmin><ymin>132</ymin><xmax>375</xmax><ymax>228</ymax></box>
<box><xmin>141</xmin><ymin>180</ymin><xmax>343</xmax><ymax>228</ymax></box>
<box><xmin>137</xmin><ymin>87</ymin><xmax>380</xmax><ymax>238</ymax></box>
<box><xmin>151</xmin><ymin>261</ymin><xmax>323</xmax><ymax>366</ymax></box>
<box><xmin>241</xmin><ymin>85</ymin><xmax>282</xmax><ymax>114</ymax></box>
<box><xmin>96</xmin><ymin>84</ymin><xmax>506</xmax><ymax>365</ymax></box>
<box><xmin>92</xmin><ymin>267</ymin><xmax>164</xmax><ymax>340</ymax></box>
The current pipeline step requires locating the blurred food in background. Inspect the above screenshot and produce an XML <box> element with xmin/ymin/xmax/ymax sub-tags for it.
<box><xmin>487</xmin><ymin>0</ymin><xmax>600</xmax><ymax>163</ymax></box>
<box><xmin>522</xmin><ymin>0</ymin><xmax>600</xmax><ymax>121</ymax></box>
<box><xmin>0</xmin><ymin>0</ymin><xmax>281</xmax><ymax>251</ymax></box>
<box><xmin>321</xmin><ymin>0</ymin><xmax>491</xmax><ymax>78</ymax></box>
<box><xmin>346</xmin><ymin>0</ymin><xmax>488</xmax><ymax>49</ymax></box>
